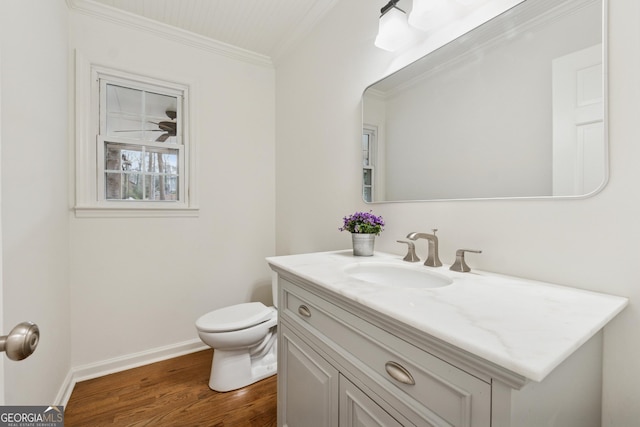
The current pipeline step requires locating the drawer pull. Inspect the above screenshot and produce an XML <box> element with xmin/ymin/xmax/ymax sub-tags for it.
<box><xmin>385</xmin><ymin>361</ymin><xmax>416</xmax><ymax>386</ymax></box>
<box><xmin>298</xmin><ymin>305</ymin><xmax>312</xmax><ymax>318</ymax></box>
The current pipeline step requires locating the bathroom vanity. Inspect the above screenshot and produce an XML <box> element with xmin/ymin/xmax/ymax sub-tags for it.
<box><xmin>267</xmin><ymin>251</ymin><xmax>627</xmax><ymax>427</ymax></box>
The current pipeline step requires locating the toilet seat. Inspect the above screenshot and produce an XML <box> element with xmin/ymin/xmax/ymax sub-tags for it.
<box><xmin>196</xmin><ymin>302</ymin><xmax>274</xmax><ymax>333</ymax></box>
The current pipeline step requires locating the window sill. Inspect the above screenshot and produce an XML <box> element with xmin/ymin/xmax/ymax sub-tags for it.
<box><xmin>74</xmin><ymin>205</ymin><xmax>200</xmax><ymax>218</ymax></box>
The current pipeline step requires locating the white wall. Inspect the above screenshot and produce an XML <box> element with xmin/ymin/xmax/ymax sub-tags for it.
<box><xmin>275</xmin><ymin>0</ymin><xmax>640</xmax><ymax>425</ymax></box>
<box><xmin>68</xmin><ymin>11</ymin><xmax>276</xmax><ymax>367</ymax></box>
<box><xmin>0</xmin><ymin>0</ymin><xmax>71</xmax><ymax>404</ymax></box>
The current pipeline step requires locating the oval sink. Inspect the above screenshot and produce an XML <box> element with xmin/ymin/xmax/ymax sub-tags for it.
<box><xmin>344</xmin><ymin>263</ymin><xmax>453</xmax><ymax>289</ymax></box>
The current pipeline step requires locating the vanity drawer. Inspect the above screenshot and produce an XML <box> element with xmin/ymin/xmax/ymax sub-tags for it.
<box><xmin>346</xmin><ymin>324</ymin><xmax>490</xmax><ymax>427</ymax></box>
<box><xmin>280</xmin><ymin>278</ymin><xmax>491</xmax><ymax>427</ymax></box>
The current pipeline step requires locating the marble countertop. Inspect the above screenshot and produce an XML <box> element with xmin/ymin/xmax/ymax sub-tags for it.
<box><xmin>266</xmin><ymin>250</ymin><xmax>628</xmax><ymax>382</ymax></box>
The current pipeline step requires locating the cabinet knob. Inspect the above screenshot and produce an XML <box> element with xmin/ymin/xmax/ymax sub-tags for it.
<box><xmin>298</xmin><ymin>305</ymin><xmax>311</xmax><ymax>318</ymax></box>
<box><xmin>384</xmin><ymin>361</ymin><xmax>415</xmax><ymax>385</ymax></box>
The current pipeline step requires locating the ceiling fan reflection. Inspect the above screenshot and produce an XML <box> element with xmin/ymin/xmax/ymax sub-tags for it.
<box><xmin>113</xmin><ymin>110</ymin><xmax>176</xmax><ymax>142</ymax></box>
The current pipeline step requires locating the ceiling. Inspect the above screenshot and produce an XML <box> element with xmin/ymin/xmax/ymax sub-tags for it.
<box><xmin>80</xmin><ymin>0</ymin><xmax>342</xmax><ymax>61</ymax></box>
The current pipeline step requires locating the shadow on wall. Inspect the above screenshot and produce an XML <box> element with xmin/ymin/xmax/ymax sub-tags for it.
<box><xmin>251</xmin><ymin>281</ymin><xmax>275</xmax><ymax>306</ymax></box>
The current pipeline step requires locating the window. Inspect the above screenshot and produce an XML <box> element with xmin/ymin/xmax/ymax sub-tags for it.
<box><xmin>74</xmin><ymin>58</ymin><xmax>197</xmax><ymax>217</ymax></box>
<box><xmin>362</xmin><ymin>126</ymin><xmax>377</xmax><ymax>203</ymax></box>
<box><xmin>99</xmin><ymin>79</ymin><xmax>183</xmax><ymax>202</ymax></box>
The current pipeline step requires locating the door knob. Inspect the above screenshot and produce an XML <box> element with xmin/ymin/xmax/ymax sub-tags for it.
<box><xmin>0</xmin><ymin>321</ymin><xmax>40</xmax><ymax>361</ymax></box>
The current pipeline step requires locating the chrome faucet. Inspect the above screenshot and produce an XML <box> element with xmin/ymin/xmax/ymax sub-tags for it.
<box><xmin>406</xmin><ymin>229</ymin><xmax>442</xmax><ymax>267</ymax></box>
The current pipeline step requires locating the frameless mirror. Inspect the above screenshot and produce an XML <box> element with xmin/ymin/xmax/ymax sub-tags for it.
<box><xmin>362</xmin><ymin>0</ymin><xmax>606</xmax><ymax>202</ymax></box>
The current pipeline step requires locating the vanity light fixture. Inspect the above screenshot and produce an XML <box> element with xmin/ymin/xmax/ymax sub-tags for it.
<box><xmin>374</xmin><ymin>0</ymin><xmax>413</xmax><ymax>52</ymax></box>
<box><xmin>376</xmin><ymin>0</ymin><xmax>490</xmax><ymax>50</ymax></box>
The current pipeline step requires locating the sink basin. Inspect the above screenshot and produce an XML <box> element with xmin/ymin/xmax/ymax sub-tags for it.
<box><xmin>344</xmin><ymin>263</ymin><xmax>453</xmax><ymax>289</ymax></box>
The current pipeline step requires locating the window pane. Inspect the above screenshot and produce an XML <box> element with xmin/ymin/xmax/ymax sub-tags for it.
<box><xmin>146</xmin><ymin>92</ymin><xmax>178</xmax><ymax>144</ymax></box>
<box><xmin>105</xmin><ymin>143</ymin><xmax>143</xmax><ymax>172</ymax></box>
<box><xmin>145</xmin><ymin>175</ymin><xmax>179</xmax><ymax>201</ymax></box>
<box><xmin>363</xmin><ymin>168</ymin><xmax>372</xmax><ymax>186</ymax></box>
<box><xmin>362</xmin><ymin>134</ymin><xmax>371</xmax><ymax>166</ymax></box>
<box><xmin>106</xmin><ymin>85</ymin><xmax>144</xmax><ymax>137</ymax></box>
<box><xmin>363</xmin><ymin>186</ymin><xmax>372</xmax><ymax>203</ymax></box>
<box><xmin>105</xmin><ymin>172</ymin><xmax>144</xmax><ymax>200</ymax></box>
<box><xmin>362</xmin><ymin>134</ymin><xmax>370</xmax><ymax>150</ymax></box>
<box><xmin>165</xmin><ymin>176</ymin><xmax>179</xmax><ymax>199</ymax></box>
<box><xmin>146</xmin><ymin>92</ymin><xmax>177</xmax><ymax>120</ymax></box>
<box><xmin>105</xmin><ymin>171</ymin><xmax>122</xmax><ymax>200</ymax></box>
<box><xmin>144</xmin><ymin>148</ymin><xmax>179</xmax><ymax>174</ymax></box>
<box><xmin>107</xmin><ymin>84</ymin><xmax>142</xmax><ymax>115</ymax></box>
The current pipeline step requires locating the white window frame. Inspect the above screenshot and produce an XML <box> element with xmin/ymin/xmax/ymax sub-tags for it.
<box><xmin>74</xmin><ymin>52</ymin><xmax>198</xmax><ymax>217</ymax></box>
<box><xmin>362</xmin><ymin>125</ymin><xmax>377</xmax><ymax>203</ymax></box>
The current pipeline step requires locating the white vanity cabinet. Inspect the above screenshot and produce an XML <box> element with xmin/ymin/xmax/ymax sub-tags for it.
<box><xmin>269</xmin><ymin>251</ymin><xmax>624</xmax><ymax>427</ymax></box>
<box><xmin>277</xmin><ymin>274</ymin><xmax>491</xmax><ymax>427</ymax></box>
<box><xmin>339</xmin><ymin>374</ymin><xmax>405</xmax><ymax>427</ymax></box>
<box><xmin>279</xmin><ymin>322</ymin><xmax>338</xmax><ymax>427</ymax></box>
<box><xmin>280</xmin><ymin>323</ymin><xmax>406</xmax><ymax>427</ymax></box>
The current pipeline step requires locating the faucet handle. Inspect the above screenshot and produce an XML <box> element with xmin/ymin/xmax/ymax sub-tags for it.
<box><xmin>397</xmin><ymin>240</ymin><xmax>420</xmax><ymax>262</ymax></box>
<box><xmin>450</xmin><ymin>249</ymin><xmax>482</xmax><ymax>273</ymax></box>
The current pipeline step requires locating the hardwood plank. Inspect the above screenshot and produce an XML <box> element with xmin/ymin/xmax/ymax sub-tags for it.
<box><xmin>65</xmin><ymin>349</ymin><xmax>277</xmax><ymax>426</ymax></box>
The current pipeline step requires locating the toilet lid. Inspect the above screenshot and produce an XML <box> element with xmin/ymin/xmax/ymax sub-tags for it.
<box><xmin>196</xmin><ymin>302</ymin><xmax>274</xmax><ymax>332</ymax></box>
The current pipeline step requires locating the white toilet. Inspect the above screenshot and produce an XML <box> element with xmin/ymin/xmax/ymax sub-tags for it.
<box><xmin>195</xmin><ymin>281</ymin><xmax>278</xmax><ymax>392</ymax></box>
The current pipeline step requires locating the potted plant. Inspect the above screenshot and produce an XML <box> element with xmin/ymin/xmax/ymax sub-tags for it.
<box><xmin>339</xmin><ymin>211</ymin><xmax>385</xmax><ymax>256</ymax></box>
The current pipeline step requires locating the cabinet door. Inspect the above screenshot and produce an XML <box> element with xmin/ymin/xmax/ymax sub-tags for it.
<box><xmin>339</xmin><ymin>375</ymin><xmax>407</xmax><ymax>427</ymax></box>
<box><xmin>279</xmin><ymin>322</ymin><xmax>339</xmax><ymax>427</ymax></box>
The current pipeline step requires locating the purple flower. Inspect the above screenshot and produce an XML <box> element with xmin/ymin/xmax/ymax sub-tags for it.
<box><xmin>339</xmin><ymin>211</ymin><xmax>385</xmax><ymax>235</ymax></box>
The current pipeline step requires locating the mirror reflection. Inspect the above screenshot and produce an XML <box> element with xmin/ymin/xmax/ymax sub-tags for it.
<box><xmin>362</xmin><ymin>0</ymin><xmax>605</xmax><ymax>202</ymax></box>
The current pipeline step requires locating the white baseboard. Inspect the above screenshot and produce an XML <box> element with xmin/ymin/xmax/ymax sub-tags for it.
<box><xmin>56</xmin><ymin>339</ymin><xmax>208</xmax><ymax>407</ymax></box>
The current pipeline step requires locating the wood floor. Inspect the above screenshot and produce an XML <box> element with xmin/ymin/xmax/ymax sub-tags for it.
<box><xmin>64</xmin><ymin>349</ymin><xmax>277</xmax><ymax>427</ymax></box>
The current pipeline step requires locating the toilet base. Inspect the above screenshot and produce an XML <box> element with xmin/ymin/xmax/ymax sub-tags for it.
<box><xmin>208</xmin><ymin>335</ymin><xmax>277</xmax><ymax>392</ymax></box>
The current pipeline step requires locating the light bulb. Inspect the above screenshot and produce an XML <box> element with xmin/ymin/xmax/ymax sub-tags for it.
<box><xmin>375</xmin><ymin>7</ymin><xmax>413</xmax><ymax>52</ymax></box>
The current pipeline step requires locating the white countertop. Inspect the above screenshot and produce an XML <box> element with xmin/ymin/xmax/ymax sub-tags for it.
<box><xmin>266</xmin><ymin>250</ymin><xmax>628</xmax><ymax>382</ymax></box>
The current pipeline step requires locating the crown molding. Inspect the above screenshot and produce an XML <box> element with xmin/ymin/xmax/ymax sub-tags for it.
<box><xmin>66</xmin><ymin>0</ymin><xmax>274</xmax><ymax>68</ymax></box>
